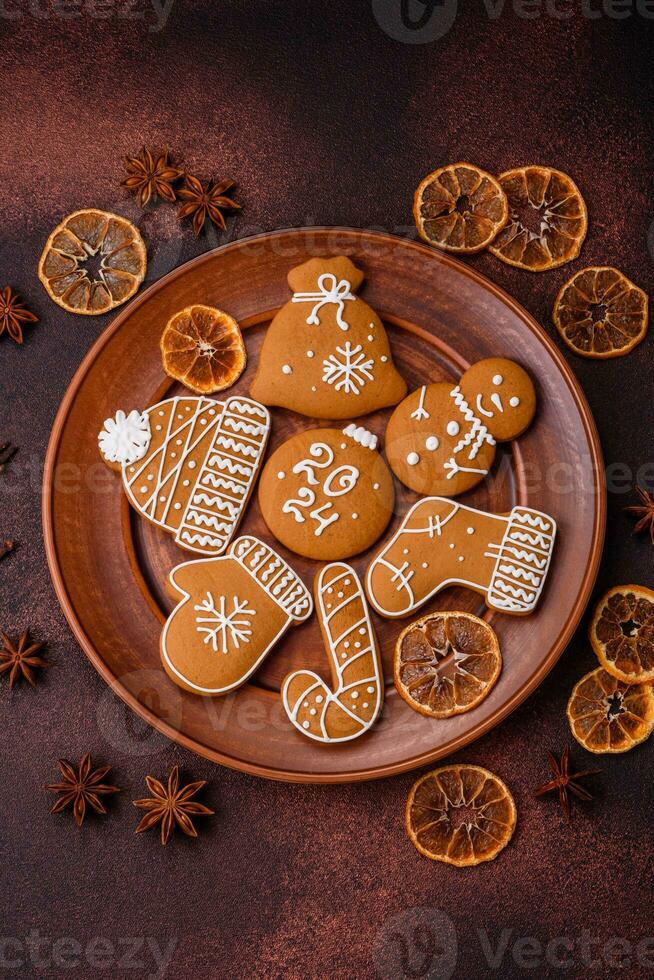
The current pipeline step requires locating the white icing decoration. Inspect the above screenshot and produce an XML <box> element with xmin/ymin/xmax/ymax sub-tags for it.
<box><xmin>281</xmin><ymin>563</ymin><xmax>382</xmax><ymax>744</ymax></box>
<box><xmin>446</xmin><ymin>420</ymin><xmax>460</xmax><ymax>437</ymax></box>
<box><xmin>493</xmin><ymin>374</ymin><xmax>503</xmax><ymax>385</ymax></box>
<box><xmin>425</xmin><ymin>436</ymin><xmax>439</xmax><ymax>451</ymax></box>
<box><xmin>510</xmin><ymin>396</ymin><xmax>520</xmax><ymax>407</ymax></box>
<box><xmin>441</xmin><ymin>386</ymin><xmax>497</xmax><ymax>481</ymax></box>
<box><xmin>365</xmin><ymin>498</ymin><xmax>556</xmax><ymax>619</ymax></box>
<box><xmin>194</xmin><ymin>592</ymin><xmax>255</xmax><ymax>654</ymax></box>
<box><xmin>291</xmin><ymin>273</ymin><xmax>355</xmax><ymax>332</ymax></box>
<box><xmin>476</xmin><ymin>393</ymin><xmax>494</xmax><ymax>418</ymax></box>
<box><xmin>322</xmin><ymin>342</ymin><xmax>374</xmax><ymax>395</ymax></box>
<box><xmin>306</xmin><ymin>350</ymin><xmax>314</xmax><ymax>358</ymax></box>
<box><xmin>283</xmin><ymin>441</ymin><xmax>360</xmax><ymax>537</ymax></box>
<box><xmin>324</xmin><ymin>466</ymin><xmax>360</xmax><ymax>497</ymax></box>
<box><xmin>277</xmin><ymin>471</ymin><xmax>285</xmax><ymax>480</ymax></box>
<box><xmin>407</xmin><ymin>452</ymin><xmax>420</xmax><ymax>466</ymax></box>
<box><xmin>380</xmin><ymin>356</ymin><xmax>388</xmax><ymax>363</ymax></box>
<box><xmin>282</xmin><ymin>364</ymin><xmax>293</xmax><ymax>375</ymax></box>
<box><xmin>98</xmin><ymin>409</ymin><xmax>151</xmax><ymax>465</ymax></box>
<box><xmin>342</xmin><ymin>423</ymin><xmax>378</xmax><ymax>450</ymax></box>
<box><xmin>410</xmin><ymin>386</ymin><xmax>430</xmax><ymax>421</ymax></box>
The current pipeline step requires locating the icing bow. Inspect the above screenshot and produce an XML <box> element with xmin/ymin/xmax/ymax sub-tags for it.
<box><xmin>291</xmin><ymin>273</ymin><xmax>355</xmax><ymax>332</ymax></box>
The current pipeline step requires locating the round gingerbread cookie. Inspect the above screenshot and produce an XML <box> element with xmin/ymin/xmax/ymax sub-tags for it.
<box><xmin>258</xmin><ymin>425</ymin><xmax>394</xmax><ymax>560</ymax></box>
<box><xmin>385</xmin><ymin>357</ymin><xmax>536</xmax><ymax>496</ymax></box>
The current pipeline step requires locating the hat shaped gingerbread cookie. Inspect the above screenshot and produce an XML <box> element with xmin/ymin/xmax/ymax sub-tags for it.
<box><xmin>161</xmin><ymin>536</ymin><xmax>312</xmax><ymax>696</ymax></box>
<box><xmin>250</xmin><ymin>256</ymin><xmax>407</xmax><ymax>418</ymax></box>
<box><xmin>385</xmin><ymin>358</ymin><xmax>537</xmax><ymax>496</ymax></box>
<box><xmin>258</xmin><ymin>424</ymin><xmax>394</xmax><ymax>561</ymax></box>
<box><xmin>98</xmin><ymin>395</ymin><xmax>270</xmax><ymax>556</ymax></box>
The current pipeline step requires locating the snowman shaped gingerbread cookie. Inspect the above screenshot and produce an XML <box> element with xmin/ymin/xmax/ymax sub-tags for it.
<box><xmin>385</xmin><ymin>358</ymin><xmax>537</xmax><ymax>496</ymax></box>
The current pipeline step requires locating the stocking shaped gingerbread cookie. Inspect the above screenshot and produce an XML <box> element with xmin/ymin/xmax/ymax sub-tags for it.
<box><xmin>250</xmin><ymin>256</ymin><xmax>407</xmax><ymax>418</ymax></box>
<box><xmin>258</xmin><ymin>424</ymin><xmax>395</xmax><ymax>560</ymax></box>
<box><xmin>385</xmin><ymin>358</ymin><xmax>536</xmax><ymax>496</ymax></box>
<box><xmin>161</xmin><ymin>536</ymin><xmax>312</xmax><ymax>695</ymax></box>
<box><xmin>366</xmin><ymin>497</ymin><xmax>556</xmax><ymax>618</ymax></box>
<box><xmin>282</xmin><ymin>563</ymin><xmax>383</xmax><ymax>743</ymax></box>
<box><xmin>98</xmin><ymin>395</ymin><xmax>270</xmax><ymax>556</ymax></box>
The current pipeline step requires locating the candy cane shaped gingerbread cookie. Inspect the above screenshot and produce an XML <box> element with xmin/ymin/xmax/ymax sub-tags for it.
<box><xmin>282</xmin><ymin>563</ymin><xmax>383</xmax><ymax>743</ymax></box>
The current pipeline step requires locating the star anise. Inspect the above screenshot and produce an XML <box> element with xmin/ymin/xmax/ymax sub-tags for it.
<box><xmin>121</xmin><ymin>147</ymin><xmax>183</xmax><ymax>206</ymax></box>
<box><xmin>0</xmin><ymin>539</ymin><xmax>16</xmax><ymax>561</ymax></box>
<box><xmin>625</xmin><ymin>486</ymin><xmax>654</xmax><ymax>545</ymax></box>
<box><xmin>133</xmin><ymin>764</ymin><xmax>214</xmax><ymax>845</ymax></box>
<box><xmin>534</xmin><ymin>747</ymin><xmax>600</xmax><ymax>820</ymax></box>
<box><xmin>177</xmin><ymin>174</ymin><xmax>241</xmax><ymax>237</ymax></box>
<box><xmin>0</xmin><ymin>442</ymin><xmax>18</xmax><ymax>474</ymax></box>
<box><xmin>0</xmin><ymin>287</ymin><xmax>38</xmax><ymax>344</ymax></box>
<box><xmin>0</xmin><ymin>630</ymin><xmax>48</xmax><ymax>687</ymax></box>
<box><xmin>47</xmin><ymin>753</ymin><xmax>121</xmax><ymax>826</ymax></box>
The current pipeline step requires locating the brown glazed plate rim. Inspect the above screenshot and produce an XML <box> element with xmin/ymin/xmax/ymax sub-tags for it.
<box><xmin>42</xmin><ymin>227</ymin><xmax>606</xmax><ymax>783</ymax></box>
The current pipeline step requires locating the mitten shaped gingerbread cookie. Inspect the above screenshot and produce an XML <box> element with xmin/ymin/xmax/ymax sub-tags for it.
<box><xmin>250</xmin><ymin>256</ymin><xmax>407</xmax><ymax>418</ymax></box>
<box><xmin>258</xmin><ymin>424</ymin><xmax>394</xmax><ymax>561</ymax></box>
<box><xmin>385</xmin><ymin>358</ymin><xmax>536</xmax><ymax>496</ymax></box>
<box><xmin>282</xmin><ymin>563</ymin><xmax>383</xmax><ymax>743</ymax></box>
<box><xmin>366</xmin><ymin>497</ymin><xmax>556</xmax><ymax>618</ymax></box>
<box><xmin>98</xmin><ymin>395</ymin><xmax>270</xmax><ymax>556</ymax></box>
<box><xmin>161</xmin><ymin>536</ymin><xmax>312</xmax><ymax>695</ymax></box>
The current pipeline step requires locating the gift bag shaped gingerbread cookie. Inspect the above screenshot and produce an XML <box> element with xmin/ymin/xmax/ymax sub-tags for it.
<box><xmin>98</xmin><ymin>395</ymin><xmax>270</xmax><ymax>556</ymax></box>
<box><xmin>161</xmin><ymin>536</ymin><xmax>312</xmax><ymax>695</ymax></box>
<box><xmin>258</xmin><ymin>424</ymin><xmax>395</xmax><ymax>561</ymax></box>
<box><xmin>366</xmin><ymin>497</ymin><xmax>556</xmax><ymax>618</ymax></box>
<box><xmin>249</xmin><ymin>256</ymin><xmax>407</xmax><ymax>418</ymax></box>
<box><xmin>282</xmin><ymin>563</ymin><xmax>383</xmax><ymax>743</ymax></box>
<box><xmin>385</xmin><ymin>358</ymin><xmax>537</xmax><ymax>496</ymax></box>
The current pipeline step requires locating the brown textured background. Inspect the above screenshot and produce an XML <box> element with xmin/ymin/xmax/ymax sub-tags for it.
<box><xmin>1</xmin><ymin>2</ymin><xmax>654</xmax><ymax>977</ymax></box>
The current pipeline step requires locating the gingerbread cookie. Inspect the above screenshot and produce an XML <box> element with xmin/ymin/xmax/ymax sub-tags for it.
<box><xmin>258</xmin><ymin>424</ymin><xmax>394</xmax><ymax>561</ymax></box>
<box><xmin>161</xmin><ymin>536</ymin><xmax>312</xmax><ymax>695</ymax></box>
<box><xmin>385</xmin><ymin>358</ymin><xmax>537</xmax><ymax>496</ymax></box>
<box><xmin>98</xmin><ymin>395</ymin><xmax>270</xmax><ymax>556</ymax></box>
<box><xmin>366</xmin><ymin>497</ymin><xmax>556</xmax><ymax>618</ymax></box>
<box><xmin>250</xmin><ymin>256</ymin><xmax>407</xmax><ymax>418</ymax></box>
<box><xmin>282</xmin><ymin>563</ymin><xmax>383</xmax><ymax>743</ymax></box>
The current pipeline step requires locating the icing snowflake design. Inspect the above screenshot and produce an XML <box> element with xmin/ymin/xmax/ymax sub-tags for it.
<box><xmin>98</xmin><ymin>409</ymin><xmax>150</xmax><ymax>465</ymax></box>
<box><xmin>322</xmin><ymin>342</ymin><xmax>374</xmax><ymax>395</ymax></box>
<box><xmin>194</xmin><ymin>592</ymin><xmax>256</xmax><ymax>654</ymax></box>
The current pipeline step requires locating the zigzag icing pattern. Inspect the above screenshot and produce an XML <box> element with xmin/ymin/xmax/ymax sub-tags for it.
<box><xmin>449</xmin><ymin>385</ymin><xmax>496</xmax><ymax>460</ymax></box>
<box><xmin>231</xmin><ymin>537</ymin><xmax>312</xmax><ymax>620</ymax></box>
<box><xmin>179</xmin><ymin>531</ymin><xmax>225</xmax><ymax>548</ymax></box>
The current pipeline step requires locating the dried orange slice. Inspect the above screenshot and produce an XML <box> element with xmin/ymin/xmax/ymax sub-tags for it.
<box><xmin>406</xmin><ymin>765</ymin><xmax>516</xmax><ymax>866</ymax></box>
<box><xmin>394</xmin><ymin>612</ymin><xmax>501</xmax><ymax>718</ymax></box>
<box><xmin>567</xmin><ymin>666</ymin><xmax>654</xmax><ymax>754</ymax></box>
<box><xmin>38</xmin><ymin>209</ymin><xmax>146</xmax><ymax>315</ymax></box>
<box><xmin>489</xmin><ymin>166</ymin><xmax>587</xmax><ymax>271</ymax></box>
<box><xmin>413</xmin><ymin>163</ymin><xmax>508</xmax><ymax>254</ymax></box>
<box><xmin>589</xmin><ymin>585</ymin><xmax>654</xmax><ymax>683</ymax></box>
<box><xmin>553</xmin><ymin>267</ymin><xmax>648</xmax><ymax>358</ymax></box>
<box><xmin>160</xmin><ymin>305</ymin><xmax>246</xmax><ymax>394</ymax></box>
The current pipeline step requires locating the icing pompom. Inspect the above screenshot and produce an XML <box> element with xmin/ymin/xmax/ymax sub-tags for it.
<box><xmin>342</xmin><ymin>423</ymin><xmax>378</xmax><ymax>451</ymax></box>
<box><xmin>98</xmin><ymin>409</ymin><xmax>151</xmax><ymax>465</ymax></box>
